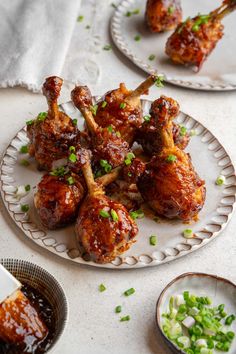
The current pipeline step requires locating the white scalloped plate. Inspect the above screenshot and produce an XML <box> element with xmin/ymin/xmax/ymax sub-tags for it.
<box><xmin>111</xmin><ymin>0</ymin><xmax>236</xmax><ymax>91</ymax></box>
<box><xmin>1</xmin><ymin>99</ymin><xmax>236</xmax><ymax>269</ymax></box>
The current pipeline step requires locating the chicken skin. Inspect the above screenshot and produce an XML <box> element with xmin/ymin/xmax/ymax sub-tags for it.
<box><xmin>94</xmin><ymin>76</ymin><xmax>157</xmax><ymax>145</ymax></box>
<box><xmin>137</xmin><ymin>99</ymin><xmax>205</xmax><ymax>221</ymax></box>
<box><xmin>75</xmin><ymin>154</ymin><xmax>138</xmax><ymax>263</ymax></box>
<box><xmin>136</xmin><ymin>95</ymin><xmax>190</xmax><ymax>155</ymax></box>
<box><xmin>146</xmin><ymin>0</ymin><xmax>182</xmax><ymax>33</ymax></box>
<box><xmin>71</xmin><ymin>85</ymin><xmax>130</xmax><ymax>169</ymax></box>
<box><xmin>166</xmin><ymin>0</ymin><xmax>236</xmax><ymax>71</ymax></box>
<box><xmin>0</xmin><ymin>290</ymin><xmax>48</xmax><ymax>348</ymax></box>
<box><xmin>34</xmin><ymin>170</ymin><xmax>85</xmax><ymax>229</ymax></box>
<box><xmin>27</xmin><ymin>76</ymin><xmax>80</xmax><ymax>170</ymax></box>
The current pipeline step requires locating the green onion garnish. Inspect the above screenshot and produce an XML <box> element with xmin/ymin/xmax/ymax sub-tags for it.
<box><xmin>103</xmin><ymin>44</ymin><xmax>112</xmax><ymax>51</ymax></box>
<box><xmin>134</xmin><ymin>35</ymin><xmax>141</xmax><ymax>41</ymax></box>
<box><xmin>120</xmin><ymin>102</ymin><xmax>126</xmax><ymax>109</ymax></box>
<box><xmin>107</xmin><ymin>125</ymin><xmax>113</xmax><ymax>133</ymax></box>
<box><xmin>166</xmin><ymin>154</ymin><xmax>177</xmax><ymax>163</ymax></box>
<box><xmin>111</xmin><ymin>209</ymin><xmax>119</xmax><ymax>222</ymax></box>
<box><xmin>111</xmin><ymin>3</ymin><xmax>117</xmax><ymax>9</ymax></box>
<box><xmin>26</xmin><ymin>119</ymin><xmax>34</xmax><ymax>126</ymax></box>
<box><xmin>20</xmin><ymin>159</ymin><xmax>30</xmax><ymax>166</ymax></box>
<box><xmin>20</xmin><ymin>145</ymin><xmax>28</xmax><ymax>154</ymax></box>
<box><xmin>148</xmin><ymin>54</ymin><xmax>155</xmax><ymax>61</ymax></box>
<box><xmin>127</xmin><ymin>172</ymin><xmax>132</xmax><ymax>177</ymax></box>
<box><xmin>98</xmin><ymin>284</ymin><xmax>106</xmax><ymax>292</ymax></box>
<box><xmin>125</xmin><ymin>11</ymin><xmax>132</xmax><ymax>17</ymax></box>
<box><xmin>21</xmin><ymin>204</ymin><xmax>29</xmax><ymax>212</ymax></box>
<box><xmin>100</xmin><ymin>159</ymin><xmax>112</xmax><ymax>173</ymax></box>
<box><xmin>216</xmin><ymin>175</ymin><xmax>225</xmax><ymax>186</ymax></box>
<box><xmin>144</xmin><ymin>114</ymin><xmax>151</xmax><ymax>122</ymax></box>
<box><xmin>77</xmin><ymin>15</ymin><xmax>84</xmax><ymax>22</ymax></box>
<box><xmin>37</xmin><ymin>112</ymin><xmax>47</xmax><ymax>122</ymax></box>
<box><xmin>115</xmin><ymin>305</ymin><xmax>122</xmax><ymax>313</ymax></box>
<box><xmin>25</xmin><ymin>184</ymin><xmax>30</xmax><ymax>192</ymax></box>
<box><xmin>180</xmin><ymin>126</ymin><xmax>187</xmax><ymax>136</ymax></box>
<box><xmin>116</xmin><ymin>131</ymin><xmax>121</xmax><ymax>138</ymax></box>
<box><xmin>154</xmin><ymin>75</ymin><xmax>165</xmax><ymax>88</ymax></box>
<box><xmin>102</xmin><ymin>101</ymin><xmax>107</xmax><ymax>108</ymax></box>
<box><xmin>90</xmin><ymin>104</ymin><xmax>98</xmax><ymax>116</ymax></box>
<box><xmin>130</xmin><ymin>209</ymin><xmax>144</xmax><ymax>220</ymax></box>
<box><xmin>183</xmin><ymin>229</ymin><xmax>193</xmax><ymax>239</ymax></box>
<box><xmin>132</xmin><ymin>8</ymin><xmax>140</xmax><ymax>15</ymax></box>
<box><xmin>225</xmin><ymin>314</ymin><xmax>236</xmax><ymax>326</ymax></box>
<box><xmin>168</xmin><ymin>6</ymin><xmax>174</xmax><ymax>14</ymax></box>
<box><xmin>72</xmin><ymin>118</ymin><xmax>77</xmax><ymax>125</ymax></box>
<box><xmin>50</xmin><ymin>166</ymin><xmax>67</xmax><ymax>177</ymax></box>
<box><xmin>124</xmin><ymin>288</ymin><xmax>135</xmax><ymax>296</ymax></box>
<box><xmin>124</xmin><ymin>152</ymin><xmax>135</xmax><ymax>165</ymax></box>
<box><xmin>67</xmin><ymin>176</ymin><xmax>75</xmax><ymax>185</ymax></box>
<box><xmin>69</xmin><ymin>153</ymin><xmax>77</xmax><ymax>163</ymax></box>
<box><xmin>150</xmin><ymin>235</ymin><xmax>157</xmax><ymax>246</ymax></box>
<box><xmin>69</xmin><ymin>146</ymin><xmax>76</xmax><ymax>152</ymax></box>
<box><xmin>120</xmin><ymin>315</ymin><xmax>130</xmax><ymax>322</ymax></box>
<box><xmin>99</xmin><ymin>209</ymin><xmax>110</xmax><ymax>218</ymax></box>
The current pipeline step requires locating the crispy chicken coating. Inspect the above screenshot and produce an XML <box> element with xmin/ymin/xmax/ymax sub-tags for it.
<box><xmin>0</xmin><ymin>290</ymin><xmax>48</xmax><ymax>347</ymax></box>
<box><xmin>146</xmin><ymin>0</ymin><xmax>182</xmax><ymax>33</ymax></box>
<box><xmin>165</xmin><ymin>0</ymin><xmax>236</xmax><ymax>70</ymax></box>
<box><xmin>137</xmin><ymin>99</ymin><xmax>205</xmax><ymax>221</ymax></box>
<box><xmin>34</xmin><ymin>171</ymin><xmax>85</xmax><ymax>229</ymax></box>
<box><xmin>27</xmin><ymin>76</ymin><xmax>80</xmax><ymax>171</ymax></box>
<box><xmin>136</xmin><ymin>95</ymin><xmax>190</xmax><ymax>155</ymax></box>
<box><xmin>75</xmin><ymin>154</ymin><xmax>138</xmax><ymax>263</ymax></box>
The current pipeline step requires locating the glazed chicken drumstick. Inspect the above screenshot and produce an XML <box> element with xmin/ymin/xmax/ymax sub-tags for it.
<box><xmin>137</xmin><ymin>98</ymin><xmax>206</xmax><ymax>221</ymax></box>
<box><xmin>27</xmin><ymin>76</ymin><xmax>80</xmax><ymax>170</ymax></box>
<box><xmin>166</xmin><ymin>0</ymin><xmax>236</xmax><ymax>71</ymax></box>
<box><xmin>71</xmin><ymin>85</ymin><xmax>130</xmax><ymax>169</ymax></box>
<box><xmin>94</xmin><ymin>75</ymin><xmax>158</xmax><ymax>145</ymax></box>
<box><xmin>0</xmin><ymin>289</ymin><xmax>48</xmax><ymax>349</ymax></box>
<box><xmin>146</xmin><ymin>0</ymin><xmax>182</xmax><ymax>33</ymax></box>
<box><xmin>75</xmin><ymin>153</ymin><xmax>138</xmax><ymax>264</ymax></box>
<box><xmin>136</xmin><ymin>95</ymin><xmax>190</xmax><ymax>155</ymax></box>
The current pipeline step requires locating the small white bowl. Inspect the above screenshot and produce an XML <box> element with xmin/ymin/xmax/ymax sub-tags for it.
<box><xmin>156</xmin><ymin>272</ymin><xmax>236</xmax><ymax>354</ymax></box>
<box><xmin>0</xmin><ymin>258</ymin><xmax>68</xmax><ymax>353</ymax></box>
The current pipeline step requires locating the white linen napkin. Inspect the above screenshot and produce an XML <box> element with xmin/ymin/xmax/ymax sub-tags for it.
<box><xmin>0</xmin><ymin>0</ymin><xmax>81</xmax><ymax>92</ymax></box>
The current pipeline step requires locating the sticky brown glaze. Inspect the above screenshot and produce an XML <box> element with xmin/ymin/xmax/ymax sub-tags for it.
<box><xmin>95</xmin><ymin>84</ymin><xmax>143</xmax><ymax>145</ymax></box>
<box><xmin>165</xmin><ymin>15</ymin><xmax>224</xmax><ymax>70</ymax></box>
<box><xmin>0</xmin><ymin>290</ymin><xmax>48</xmax><ymax>348</ymax></box>
<box><xmin>146</xmin><ymin>0</ymin><xmax>182</xmax><ymax>32</ymax></box>
<box><xmin>27</xmin><ymin>76</ymin><xmax>80</xmax><ymax>171</ymax></box>
<box><xmin>122</xmin><ymin>158</ymin><xmax>146</xmax><ymax>184</ymax></box>
<box><xmin>75</xmin><ymin>194</ymin><xmax>138</xmax><ymax>263</ymax></box>
<box><xmin>137</xmin><ymin>148</ymin><xmax>206</xmax><ymax>221</ymax></box>
<box><xmin>136</xmin><ymin>96</ymin><xmax>189</xmax><ymax>154</ymax></box>
<box><xmin>34</xmin><ymin>173</ymin><xmax>85</xmax><ymax>229</ymax></box>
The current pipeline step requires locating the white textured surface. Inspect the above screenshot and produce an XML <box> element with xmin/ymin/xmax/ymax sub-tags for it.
<box><xmin>0</xmin><ymin>1</ymin><xmax>236</xmax><ymax>353</ymax></box>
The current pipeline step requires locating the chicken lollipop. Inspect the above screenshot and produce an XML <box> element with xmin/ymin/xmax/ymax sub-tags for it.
<box><xmin>27</xmin><ymin>76</ymin><xmax>80</xmax><ymax>170</ymax></box>
<box><xmin>146</xmin><ymin>0</ymin><xmax>182</xmax><ymax>33</ymax></box>
<box><xmin>94</xmin><ymin>75</ymin><xmax>159</xmax><ymax>145</ymax></box>
<box><xmin>136</xmin><ymin>95</ymin><xmax>190</xmax><ymax>155</ymax></box>
<box><xmin>71</xmin><ymin>85</ymin><xmax>130</xmax><ymax>169</ymax></box>
<box><xmin>137</xmin><ymin>99</ymin><xmax>205</xmax><ymax>221</ymax></box>
<box><xmin>75</xmin><ymin>154</ymin><xmax>138</xmax><ymax>264</ymax></box>
<box><xmin>166</xmin><ymin>0</ymin><xmax>236</xmax><ymax>71</ymax></box>
<box><xmin>0</xmin><ymin>289</ymin><xmax>48</xmax><ymax>349</ymax></box>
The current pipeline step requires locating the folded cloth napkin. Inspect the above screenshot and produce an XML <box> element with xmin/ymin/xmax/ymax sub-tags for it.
<box><xmin>0</xmin><ymin>0</ymin><xmax>81</xmax><ymax>92</ymax></box>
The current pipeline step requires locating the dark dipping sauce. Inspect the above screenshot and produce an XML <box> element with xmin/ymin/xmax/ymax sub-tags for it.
<box><xmin>0</xmin><ymin>284</ymin><xmax>55</xmax><ymax>354</ymax></box>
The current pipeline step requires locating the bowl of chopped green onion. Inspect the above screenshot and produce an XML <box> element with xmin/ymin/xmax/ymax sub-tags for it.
<box><xmin>156</xmin><ymin>273</ymin><xmax>236</xmax><ymax>354</ymax></box>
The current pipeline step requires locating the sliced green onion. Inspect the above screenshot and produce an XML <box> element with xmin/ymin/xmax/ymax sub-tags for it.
<box><xmin>168</xmin><ymin>6</ymin><xmax>174</xmax><ymax>14</ymax></box>
<box><xmin>225</xmin><ymin>314</ymin><xmax>236</xmax><ymax>326</ymax></box>
<box><xmin>154</xmin><ymin>75</ymin><xmax>164</xmax><ymax>88</ymax></box>
<box><xmin>100</xmin><ymin>159</ymin><xmax>112</xmax><ymax>173</ymax></box>
<box><xmin>67</xmin><ymin>176</ymin><xmax>75</xmax><ymax>185</ymax></box>
<box><xmin>77</xmin><ymin>15</ymin><xmax>84</xmax><ymax>22</ymax></box>
<box><xmin>26</xmin><ymin>119</ymin><xmax>34</xmax><ymax>126</ymax></box>
<box><xmin>148</xmin><ymin>54</ymin><xmax>155</xmax><ymax>61</ymax></box>
<box><xmin>111</xmin><ymin>3</ymin><xmax>117</xmax><ymax>9</ymax></box>
<box><xmin>90</xmin><ymin>104</ymin><xmax>98</xmax><ymax>116</ymax></box>
<box><xmin>20</xmin><ymin>159</ymin><xmax>30</xmax><ymax>166</ymax></box>
<box><xmin>116</xmin><ymin>131</ymin><xmax>121</xmax><ymax>137</ymax></box>
<box><xmin>25</xmin><ymin>184</ymin><xmax>30</xmax><ymax>192</ymax></box>
<box><xmin>129</xmin><ymin>209</ymin><xmax>144</xmax><ymax>220</ymax></box>
<box><xmin>107</xmin><ymin>125</ymin><xmax>113</xmax><ymax>133</ymax></box>
<box><xmin>37</xmin><ymin>112</ymin><xmax>47</xmax><ymax>122</ymax></box>
<box><xmin>149</xmin><ymin>235</ymin><xmax>157</xmax><ymax>246</ymax></box>
<box><xmin>183</xmin><ymin>229</ymin><xmax>194</xmax><ymax>239</ymax></box>
<box><xmin>115</xmin><ymin>305</ymin><xmax>122</xmax><ymax>313</ymax></box>
<box><xmin>144</xmin><ymin>114</ymin><xmax>151</xmax><ymax>122</ymax></box>
<box><xmin>50</xmin><ymin>166</ymin><xmax>66</xmax><ymax>177</ymax></box>
<box><xmin>127</xmin><ymin>172</ymin><xmax>132</xmax><ymax>177</ymax></box>
<box><xmin>166</xmin><ymin>154</ymin><xmax>177</xmax><ymax>163</ymax></box>
<box><xmin>132</xmin><ymin>8</ymin><xmax>140</xmax><ymax>15</ymax></box>
<box><xmin>102</xmin><ymin>101</ymin><xmax>107</xmax><ymax>108</ymax></box>
<box><xmin>99</xmin><ymin>209</ymin><xmax>110</xmax><ymax>218</ymax></box>
<box><xmin>124</xmin><ymin>288</ymin><xmax>135</xmax><ymax>296</ymax></box>
<box><xmin>134</xmin><ymin>35</ymin><xmax>141</xmax><ymax>41</ymax></box>
<box><xmin>111</xmin><ymin>209</ymin><xmax>119</xmax><ymax>222</ymax></box>
<box><xmin>98</xmin><ymin>283</ymin><xmax>106</xmax><ymax>292</ymax></box>
<box><xmin>120</xmin><ymin>315</ymin><xmax>130</xmax><ymax>322</ymax></box>
<box><xmin>119</xmin><ymin>102</ymin><xmax>126</xmax><ymax>109</ymax></box>
<box><xmin>72</xmin><ymin>118</ymin><xmax>77</xmax><ymax>125</ymax></box>
<box><xmin>21</xmin><ymin>204</ymin><xmax>29</xmax><ymax>212</ymax></box>
<box><xmin>215</xmin><ymin>175</ymin><xmax>225</xmax><ymax>186</ymax></box>
<box><xmin>69</xmin><ymin>146</ymin><xmax>76</xmax><ymax>152</ymax></box>
<box><xmin>69</xmin><ymin>153</ymin><xmax>77</xmax><ymax>163</ymax></box>
<box><xmin>180</xmin><ymin>126</ymin><xmax>187</xmax><ymax>136</ymax></box>
<box><xmin>20</xmin><ymin>145</ymin><xmax>28</xmax><ymax>154</ymax></box>
<box><xmin>125</xmin><ymin>11</ymin><xmax>132</xmax><ymax>17</ymax></box>
<box><xmin>103</xmin><ymin>44</ymin><xmax>112</xmax><ymax>51</ymax></box>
